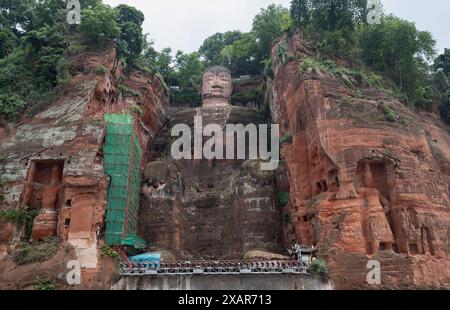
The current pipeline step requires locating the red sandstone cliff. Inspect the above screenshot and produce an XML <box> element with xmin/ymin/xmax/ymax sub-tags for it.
<box><xmin>0</xmin><ymin>46</ymin><xmax>169</xmax><ymax>289</ymax></box>
<box><xmin>270</xmin><ymin>32</ymin><xmax>450</xmax><ymax>289</ymax></box>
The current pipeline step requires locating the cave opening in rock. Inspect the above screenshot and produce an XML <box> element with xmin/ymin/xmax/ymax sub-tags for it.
<box><xmin>21</xmin><ymin>159</ymin><xmax>65</xmax><ymax>241</ymax></box>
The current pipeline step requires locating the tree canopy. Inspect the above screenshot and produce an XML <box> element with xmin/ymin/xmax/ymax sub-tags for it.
<box><xmin>0</xmin><ymin>0</ymin><xmax>448</xmax><ymax>124</ymax></box>
<box><xmin>290</xmin><ymin>0</ymin><xmax>368</xmax><ymax>31</ymax></box>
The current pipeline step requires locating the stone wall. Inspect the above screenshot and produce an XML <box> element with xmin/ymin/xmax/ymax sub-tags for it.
<box><xmin>139</xmin><ymin>105</ymin><xmax>285</xmax><ymax>260</ymax></box>
<box><xmin>269</xmin><ymin>32</ymin><xmax>450</xmax><ymax>289</ymax></box>
<box><xmin>114</xmin><ymin>274</ymin><xmax>333</xmax><ymax>290</ymax></box>
<box><xmin>0</xmin><ymin>47</ymin><xmax>169</xmax><ymax>288</ymax></box>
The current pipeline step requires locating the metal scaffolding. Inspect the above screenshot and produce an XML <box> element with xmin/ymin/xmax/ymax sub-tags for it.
<box><xmin>104</xmin><ymin>113</ymin><xmax>146</xmax><ymax>249</ymax></box>
<box><xmin>119</xmin><ymin>260</ymin><xmax>309</xmax><ymax>276</ymax></box>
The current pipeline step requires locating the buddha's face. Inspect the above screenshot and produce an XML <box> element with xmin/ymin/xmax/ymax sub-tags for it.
<box><xmin>202</xmin><ymin>69</ymin><xmax>232</xmax><ymax>100</ymax></box>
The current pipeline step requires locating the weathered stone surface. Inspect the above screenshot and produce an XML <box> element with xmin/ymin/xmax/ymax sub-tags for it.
<box><xmin>138</xmin><ymin>69</ymin><xmax>285</xmax><ymax>260</ymax></box>
<box><xmin>269</xmin><ymin>32</ymin><xmax>450</xmax><ymax>289</ymax></box>
<box><xmin>0</xmin><ymin>46</ymin><xmax>169</xmax><ymax>288</ymax></box>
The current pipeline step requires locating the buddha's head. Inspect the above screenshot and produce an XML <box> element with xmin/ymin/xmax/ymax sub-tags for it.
<box><xmin>202</xmin><ymin>66</ymin><xmax>232</xmax><ymax>104</ymax></box>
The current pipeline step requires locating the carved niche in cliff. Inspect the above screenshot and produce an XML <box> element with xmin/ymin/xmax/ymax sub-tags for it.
<box><xmin>21</xmin><ymin>159</ymin><xmax>64</xmax><ymax>241</ymax></box>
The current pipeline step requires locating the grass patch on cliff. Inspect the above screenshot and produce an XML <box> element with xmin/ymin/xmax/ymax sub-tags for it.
<box><xmin>231</xmin><ymin>91</ymin><xmax>259</xmax><ymax>105</ymax></box>
<box><xmin>299</xmin><ymin>57</ymin><xmax>386</xmax><ymax>89</ymax></box>
<box><xmin>118</xmin><ymin>84</ymin><xmax>142</xmax><ymax>99</ymax></box>
<box><xmin>94</xmin><ymin>66</ymin><xmax>109</xmax><ymax>75</ymax></box>
<box><xmin>34</xmin><ymin>277</ymin><xmax>56</xmax><ymax>291</ymax></box>
<box><xmin>279</xmin><ymin>192</ymin><xmax>290</xmax><ymax>207</ymax></box>
<box><xmin>383</xmin><ymin>106</ymin><xmax>397</xmax><ymax>123</ymax></box>
<box><xmin>130</xmin><ymin>104</ymin><xmax>143</xmax><ymax>116</ymax></box>
<box><xmin>280</xmin><ymin>133</ymin><xmax>293</xmax><ymax>144</ymax></box>
<box><xmin>0</xmin><ymin>206</ymin><xmax>38</xmax><ymax>240</ymax></box>
<box><xmin>0</xmin><ymin>207</ymin><xmax>37</xmax><ymax>225</ymax></box>
<box><xmin>101</xmin><ymin>245</ymin><xmax>120</xmax><ymax>262</ymax></box>
<box><xmin>310</xmin><ymin>258</ymin><xmax>329</xmax><ymax>279</ymax></box>
<box><xmin>14</xmin><ymin>237</ymin><xmax>59</xmax><ymax>266</ymax></box>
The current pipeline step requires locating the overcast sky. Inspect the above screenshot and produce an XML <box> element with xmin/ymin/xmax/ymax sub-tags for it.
<box><xmin>103</xmin><ymin>0</ymin><xmax>449</xmax><ymax>54</ymax></box>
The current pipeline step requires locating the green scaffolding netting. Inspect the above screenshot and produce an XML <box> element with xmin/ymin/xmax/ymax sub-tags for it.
<box><xmin>104</xmin><ymin>113</ymin><xmax>146</xmax><ymax>249</ymax></box>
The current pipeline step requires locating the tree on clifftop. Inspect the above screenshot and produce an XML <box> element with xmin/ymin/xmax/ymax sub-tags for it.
<box><xmin>79</xmin><ymin>3</ymin><xmax>119</xmax><ymax>46</ymax></box>
<box><xmin>290</xmin><ymin>0</ymin><xmax>368</xmax><ymax>31</ymax></box>
<box><xmin>252</xmin><ymin>4</ymin><xmax>292</xmax><ymax>59</ymax></box>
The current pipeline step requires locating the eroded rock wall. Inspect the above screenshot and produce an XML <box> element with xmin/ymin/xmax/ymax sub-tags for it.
<box><xmin>139</xmin><ymin>105</ymin><xmax>285</xmax><ymax>260</ymax></box>
<box><xmin>269</xmin><ymin>32</ymin><xmax>450</xmax><ymax>289</ymax></box>
<box><xmin>0</xmin><ymin>46</ymin><xmax>169</xmax><ymax>289</ymax></box>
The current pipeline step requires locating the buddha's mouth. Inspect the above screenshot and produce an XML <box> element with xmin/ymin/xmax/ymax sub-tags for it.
<box><xmin>211</xmin><ymin>86</ymin><xmax>224</xmax><ymax>94</ymax></box>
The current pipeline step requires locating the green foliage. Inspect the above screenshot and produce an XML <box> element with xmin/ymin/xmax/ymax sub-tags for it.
<box><xmin>439</xmin><ymin>88</ymin><xmax>450</xmax><ymax>124</ymax></box>
<box><xmin>0</xmin><ymin>176</ymin><xmax>4</xmax><ymax>188</ymax></box>
<box><xmin>130</xmin><ymin>104</ymin><xmax>143</xmax><ymax>116</ymax></box>
<box><xmin>291</xmin><ymin>0</ymin><xmax>368</xmax><ymax>32</ymax></box>
<box><xmin>340</xmin><ymin>96</ymin><xmax>352</xmax><ymax>107</ymax></box>
<box><xmin>300</xmin><ymin>57</ymin><xmax>385</xmax><ymax>89</ymax></box>
<box><xmin>282</xmin><ymin>214</ymin><xmax>292</xmax><ymax>224</ymax></box>
<box><xmin>220</xmin><ymin>32</ymin><xmax>260</xmax><ymax>76</ymax></box>
<box><xmin>290</xmin><ymin>0</ymin><xmax>311</xmax><ymax>28</ymax></box>
<box><xmin>231</xmin><ymin>91</ymin><xmax>259</xmax><ymax>105</ymax></box>
<box><xmin>279</xmin><ymin>192</ymin><xmax>290</xmax><ymax>207</ymax></box>
<box><xmin>281</xmin><ymin>133</ymin><xmax>293</xmax><ymax>144</ymax></box>
<box><xmin>115</xmin><ymin>5</ymin><xmax>145</xmax><ymax>63</ymax></box>
<box><xmin>434</xmin><ymin>48</ymin><xmax>450</xmax><ymax>78</ymax></box>
<box><xmin>0</xmin><ymin>27</ymin><xmax>17</xmax><ymax>58</ymax></box>
<box><xmin>15</xmin><ymin>237</ymin><xmax>59</xmax><ymax>265</ymax></box>
<box><xmin>0</xmin><ymin>206</ymin><xmax>38</xmax><ymax>227</ymax></box>
<box><xmin>359</xmin><ymin>15</ymin><xmax>436</xmax><ymax>104</ymax></box>
<box><xmin>34</xmin><ymin>277</ymin><xmax>56</xmax><ymax>291</ymax></box>
<box><xmin>262</xmin><ymin>58</ymin><xmax>274</xmax><ymax>78</ymax></box>
<box><xmin>289</xmin><ymin>1</ymin><xmax>440</xmax><ymax>115</ymax></box>
<box><xmin>382</xmin><ymin>106</ymin><xmax>396</xmax><ymax>122</ymax></box>
<box><xmin>199</xmin><ymin>31</ymin><xmax>243</xmax><ymax>67</ymax></box>
<box><xmin>0</xmin><ymin>0</ymin><xmax>39</xmax><ymax>35</ymax></box>
<box><xmin>173</xmin><ymin>51</ymin><xmax>204</xmax><ymax>92</ymax></box>
<box><xmin>276</xmin><ymin>42</ymin><xmax>290</xmax><ymax>64</ymax></box>
<box><xmin>0</xmin><ymin>93</ymin><xmax>26</xmax><ymax>120</ymax></box>
<box><xmin>118</xmin><ymin>84</ymin><xmax>141</xmax><ymax>99</ymax></box>
<box><xmin>163</xmin><ymin>51</ymin><xmax>204</xmax><ymax>106</ymax></box>
<box><xmin>116</xmin><ymin>4</ymin><xmax>144</xmax><ymax>27</ymax></box>
<box><xmin>101</xmin><ymin>245</ymin><xmax>120</xmax><ymax>261</ymax></box>
<box><xmin>79</xmin><ymin>3</ymin><xmax>120</xmax><ymax>47</ymax></box>
<box><xmin>95</xmin><ymin>65</ymin><xmax>108</xmax><ymax>75</ymax></box>
<box><xmin>171</xmin><ymin>90</ymin><xmax>201</xmax><ymax>106</ymax></box>
<box><xmin>415</xmin><ymin>85</ymin><xmax>434</xmax><ymax>110</ymax></box>
<box><xmin>252</xmin><ymin>4</ymin><xmax>292</xmax><ymax>59</ymax></box>
<box><xmin>150</xmin><ymin>47</ymin><xmax>173</xmax><ymax>84</ymax></box>
<box><xmin>310</xmin><ymin>258</ymin><xmax>329</xmax><ymax>278</ymax></box>
<box><xmin>197</xmin><ymin>3</ymin><xmax>293</xmax><ymax>76</ymax></box>
<box><xmin>0</xmin><ymin>19</ymin><xmax>68</xmax><ymax>120</ymax></box>
<box><xmin>315</xmin><ymin>29</ymin><xmax>358</xmax><ymax>60</ymax></box>
<box><xmin>155</xmin><ymin>71</ymin><xmax>170</xmax><ymax>94</ymax></box>
<box><xmin>432</xmin><ymin>52</ymin><xmax>450</xmax><ymax>123</ymax></box>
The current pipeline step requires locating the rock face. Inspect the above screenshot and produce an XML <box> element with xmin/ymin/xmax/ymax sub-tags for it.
<box><xmin>269</xmin><ymin>32</ymin><xmax>450</xmax><ymax>289</ymax></box>
<box><xmin>0</xmin><ymin>46</ymin><xmax>169</xmax><ymax>288</ymax></box>
<box><xmin>138</xmin><ymin>67</ymin><xmax>285</xmax><ymax>260</ymax></box>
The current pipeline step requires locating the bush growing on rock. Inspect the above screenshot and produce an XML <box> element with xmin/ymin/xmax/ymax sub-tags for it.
<box><xmin>34</xmin><ymin>277</ymin><xmax>56</xmax><ymax>291</ymax></box>
<box><xmin>79</xmin><ymin>3</ymin><xmax>120</xmax><ymax>47</ymax></box>
<box><xmin>310</xmin><ymin>258</ymin><xmax>329</xmax><ymax>278</ymax></box>
<box><xmin>14</xmin><ymin>237</ymin><xmax>59</xmax><ymax>265</ymax></box>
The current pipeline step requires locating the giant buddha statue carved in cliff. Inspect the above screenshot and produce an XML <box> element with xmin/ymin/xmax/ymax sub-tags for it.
<box><xmin>201</xmin><ymin>66</ymin><xmax>232</xmax><ymax>107</ymax></box>
<box><xmin>138</xmin><ymin>66</ymin><xmax>286</xmax><ymax>260</ymax></box>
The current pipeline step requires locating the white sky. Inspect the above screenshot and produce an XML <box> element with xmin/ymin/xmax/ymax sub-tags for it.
<box><xmin>103</xmin><ymin>0</ymin><xmax>450</xmax><ymax>54</ymax></box>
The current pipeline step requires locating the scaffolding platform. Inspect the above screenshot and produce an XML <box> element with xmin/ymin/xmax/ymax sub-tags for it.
<box><xmin>119</xmin><ymin>260</ymin><xmax>309</xmax><ymax>276</ymax></box>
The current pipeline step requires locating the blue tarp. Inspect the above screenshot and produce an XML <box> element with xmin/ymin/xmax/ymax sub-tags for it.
<box><xmin>129</xmin><ymin>253</ymin><xmax>161</xmax><ymax>268</ymax></box>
